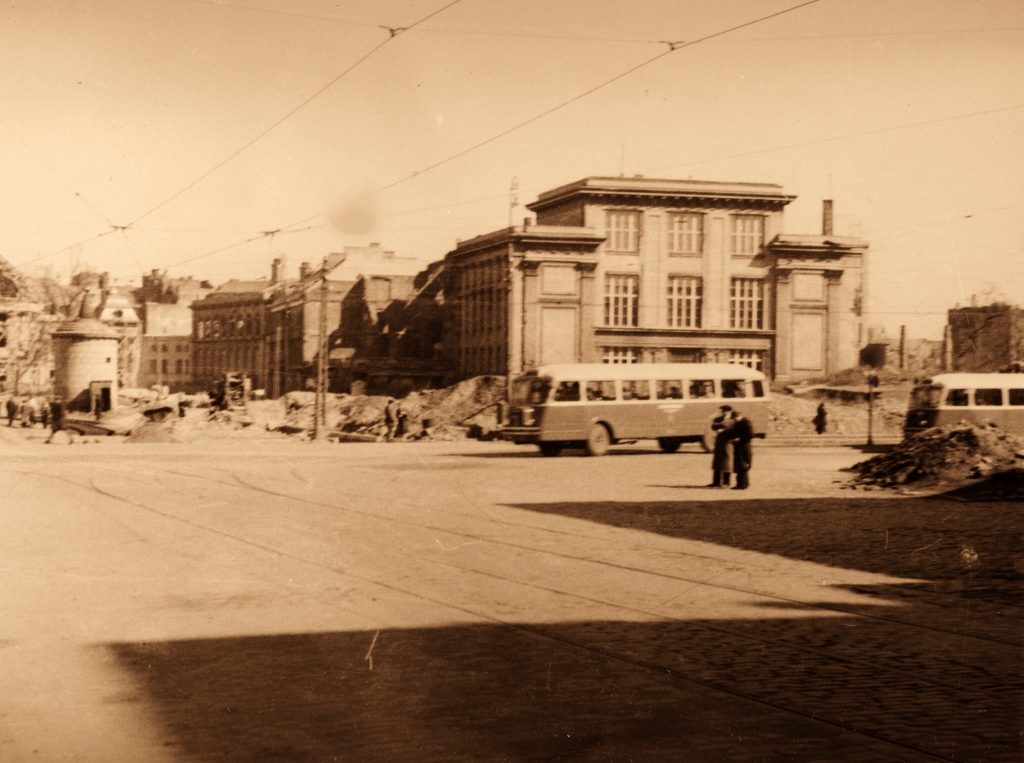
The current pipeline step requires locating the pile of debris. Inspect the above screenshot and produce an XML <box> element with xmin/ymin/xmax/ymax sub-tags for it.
<box><xmin>844</xmin><ymin>423</ymin><xmax>1024</xmax><ymax>490</ymax></box>
<box><xmin>266</xmin><ymin>375</ymin><xmax>507</xmax><ymax>442</ymax></box>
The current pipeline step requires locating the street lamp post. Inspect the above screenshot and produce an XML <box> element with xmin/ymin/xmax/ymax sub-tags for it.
<box><xmin>867</xmin><ymin>373</ymin><xmax>880</xmax><ymax>446</ymax></box>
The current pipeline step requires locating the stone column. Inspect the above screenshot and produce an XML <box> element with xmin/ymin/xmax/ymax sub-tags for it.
<box><xmin>576</xmin><ymin>261</ymin><xmax>599</xmax><ymax>363</ymax></box>
<box><xmin>825</xmin><ymin>271</ymin><xmax>844</xmax><ymax>375</ymax></box>
<box><xmin>520</xmin><ymin>260</ymin><xmax>541</xmax><ymax>371</ymax></box>
<box><xmin>640</xmin><ymin>213</ymin><xmax>661</xmax><ymax>328</ymax></box>
<box><xmin>774</xmin><ymin>271</ymin><xmax>792</xmax><ymax>379</ymax></box>
<box><xmin>703</xmin><ymin>215</ymin><xmax>726</xmax><ymax>329</ymax></box>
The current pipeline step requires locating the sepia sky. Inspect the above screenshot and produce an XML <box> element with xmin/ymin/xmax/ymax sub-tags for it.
<box><xmin>1</xmin><ymin>0</ymin><xmax>1021</xmax><ymax>339</ymax></box>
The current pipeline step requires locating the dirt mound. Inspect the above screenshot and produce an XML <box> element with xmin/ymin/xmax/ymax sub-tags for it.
<box><xmin>844</xmin><ymin>424</ymin><xmax>1024</xmax><ymax>490</ymax></box>
<box><xmin>127</xmin><ymin>421</ymin><xmax>184</xmax><ymax>443</ymax></box>
<box><xmin>331</xmin><ymin>375</ymin><xmax>506</xmax><ymax>441</ymax></box>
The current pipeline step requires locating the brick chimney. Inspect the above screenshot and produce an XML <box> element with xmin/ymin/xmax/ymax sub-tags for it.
<box><xmin>271</xmin><ymin>258</ymin><xmax>283</xmax><ymax>284</ymax></box>
<box><xmin>299</xmin><ymin>262</ymin><xmax>310</xmax><ymax>281</ymax></box>
<box><xmin>822</xmin><ymin>200</ymin><xmax>834</xmax><ymax>236</ymax></box>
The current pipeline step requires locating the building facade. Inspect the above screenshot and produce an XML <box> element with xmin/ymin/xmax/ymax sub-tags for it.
<box><xmin>139</xmin><ymin>303</ymin><xmax>194</xmax><ymax>392</ymax></box>
<box><xmin>192</xmin><ymin>281</ymin><xmax>271</xmax><ymax>392</ymax></box>
<box><xmin>443</xmin><ymin>176</ymin><xmax>866</xmax><ymax>381</ymax></box>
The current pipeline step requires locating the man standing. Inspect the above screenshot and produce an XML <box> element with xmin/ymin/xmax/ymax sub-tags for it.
<box><xmin>709</xmin><ymin>405</ymin><xmax>734</xmax><ymax>488</ymax></box>
<box><xmin>813</xmin><ymin>402</ymin><xmax>827</xmax><ymax>435</ymax></box>
<box><xmin>728</xmin><ymin>409</ymin><xmax>755</xmax><ymax>490</ymax></box>
<box><xmin>384</xmin><ymin>398</ymin><xmax>398</xmax><ymax>441</ymax></box>
<box><xmin>45</xmin><ymin>396</ymin><xmax>74</xmax><ymax>444</ymax></box>
<box><xmin>6</xmin><ymin>396</ymin><xmax>17</xmax><ymax>427</ymax></box>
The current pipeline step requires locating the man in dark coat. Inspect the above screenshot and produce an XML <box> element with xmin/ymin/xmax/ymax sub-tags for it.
<box><xmin>6</xmin><ymin>396</ymin><xmax>17</xmax><ymax>427</ymax></box>
<box><xmin>708</xmin><ymin>405</ymin><xmax>734</xmax><ymax>488</ymax></box>
<box><xmin>813</xmin><ymin>402</ymin><xmax>827</xmax><ymax>435</ymax></box>
<box><xmin>727</xmin><ymin>410</ymin><xmax>755</xmax><ymax>490</ymax></box>
<box><xmin>45</xmin><ymin>397</ymin><xmax>74</xmax><ymax>444</ymax></box>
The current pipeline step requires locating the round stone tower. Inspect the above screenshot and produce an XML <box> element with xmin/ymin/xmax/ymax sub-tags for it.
<box><xmin>51</xmin><ymin>289</ymin><xmax>119</xmax><ymax>413</ymax></box>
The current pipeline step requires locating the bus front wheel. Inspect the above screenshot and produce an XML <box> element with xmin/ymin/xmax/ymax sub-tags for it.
<box><xmin>658</xmin><ymin>437</ymin><xmax>682</xmax><ymax>453</ymax></box>
<box><xmin>586</xmin><ymin>424</ymin><xmax>611</xmax><ymax>457</ymax></box>
<box><xmin>538</xmin><ymin>442</ymin><xmax>563</xmax><ymax>457</ymax></box>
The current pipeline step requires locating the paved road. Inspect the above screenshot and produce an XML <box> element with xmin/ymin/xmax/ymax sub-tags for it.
<box><xmin>0</xmin><ymin>437</ymin><xmax>1019</xmax><ymax>762</ymax></box>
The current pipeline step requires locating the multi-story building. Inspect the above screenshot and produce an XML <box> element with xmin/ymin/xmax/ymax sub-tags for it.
<box><xmin>443</xmin><ymin>176</ymin><xmax>866</xmax><ymax>381</ymax></box>
<box><xmin>192</xmin><ymin>281</ymin><xmax>271</xmax><ymax>392</ymax></box>
<box><xmin>138</xmin><ymin>303</ymin><xmax>194</xmax><ymax>392</ymax></box>
<box><xmin>947</xmin><ymin>304</ymin><xmax>1024</xmax><ymax>372</ymax></box>
<box><xmin>0</xmin><ymin>255</ymin><xmax>51</xmax><ymax>394</ymax></box>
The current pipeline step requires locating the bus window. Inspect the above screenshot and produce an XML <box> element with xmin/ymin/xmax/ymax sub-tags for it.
<box><xmin>586</xmin><ymin>380</ymin><xmax>618</xmax><ymax>402</ymax></box>
<box><xmin>975</xmin><ymin>388</ymin><xmax>1003</xmax><ymax>407</ymax></box>
<box><xmin>622</xmin><ymin>380</ymin><xmax>650</xmax><ymax>401</ymax></box>
<box><xmin>512</xmin><ymin>377</ymin><xmax>550</xmax><ymax>405</ymax></box>
<box><xmin>553</xmin><ymin>381</ymin><xmax>580</xmax><ymax>402</ymax></box>
<box><xmin>751</xmin><ymin>380</ymin><xmax>765</xmax><ymax>398</ymax></box>
<box><xmin>1010</xmin><ymin>389</ymin><xmax>1024</xmax><ymax>406</ymax></box>
<box><xmin>722</xmin><ymin>379</ymin><xmax>747</xmax><ymax>398</ymax></box>
<box><xmin>656</xmin><ymin>380</ymin><xmax>684</xmax><ymax>400</ymax></box>
<box><xmin>946</xmin><ymin>389</ymin><xmax>969</xmax><ymax>406</ymax></box>
<box><xmin>689</xmin><ymin>380</ymin><xmax>715</xmax><ymax>399</ymax></box>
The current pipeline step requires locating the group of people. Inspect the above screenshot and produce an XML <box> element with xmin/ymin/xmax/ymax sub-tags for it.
<box><xmin>709</xmin><ymin>404</ymin><xmax>754</xmax><ymax>490</ymax></box>
<box><xmin>5</xmin><ymin>395</ymin><xmax>74</xmax><ymax>443</ymax></box>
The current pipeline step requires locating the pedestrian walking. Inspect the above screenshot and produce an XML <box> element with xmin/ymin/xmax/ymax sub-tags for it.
<box><xmin>45</xmin><ymin>397</ymin><xmax>74</xmax><ymax>444</ymax></box>
<box><xmin>813</xmin><ymin>402</ymin><xmax>827</xmax><ymax>435</ymax></box>
<box><xmin>6</xmin><ymin>396</ymin><xmax>17</xmax><ymax>427</ymax></box>
<box><xmin>384</xmin><ymin>398</ymin><xmax>398</xmax><ymax>441</ymax></box>
<box><xmin>708</xmin><ymin>405</ymin><xmax>734</xmax><ymax>488</ymax></box>
<box><xmin>727</xmin><ymin>409</ymin><xmax>755</xmax><ymax>490</ymax></box>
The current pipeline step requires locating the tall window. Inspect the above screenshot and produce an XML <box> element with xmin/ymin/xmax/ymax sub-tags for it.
<box><xmin>667</xmin><ymin>213</ymin><xmax>703</xmax><ymax>255</ymax></box>
<box><xmin>730</xmin><ymin>278</ymin><xmax>764</xmax><ymax>329</ymax></box>
<box><xmin>604</xmin><ymin>274</ymin><xmax>638</xmax><ymax>327</ymax></box>
<box><xmin>667</xmin><ymin>276</ymin><xmax>702</xmax><ymax>328</ymax></box>
<box><xmin>175</xmin><ymin>359</ymin><xmax>183</xmax><ymax>375</ymax></box>
<box><xmin>730</xmin><ymin>215</ymin><xmax>764</xmax><ymax>255</ymax></box>
<box><xmin>605</xmin><ymin>211</ymin><xmax>641</xmax><ymax>252</ymax></box>
<box><xmin>602</xmin><ymin>347</ymin><xmax>638</xmax><ymax>364</ymax></box>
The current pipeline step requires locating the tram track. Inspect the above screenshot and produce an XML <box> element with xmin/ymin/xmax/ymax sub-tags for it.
<box><xmin>7</xmin><ymin>457</ymin><xmax>1017</xmax><ymax>762</ymax></box>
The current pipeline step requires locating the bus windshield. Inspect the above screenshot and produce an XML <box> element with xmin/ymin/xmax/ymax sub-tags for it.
<box><xmin>910</xmin><ymin>385</ymin><xmax>942</xmax><ymax>408</ymax></box>
<box><xmin>511</xmin><ymin>376</ymin><xmax>551</xmax><ymax>405</ymax></box>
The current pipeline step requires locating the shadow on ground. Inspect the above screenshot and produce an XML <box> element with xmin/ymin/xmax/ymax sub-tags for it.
<box><xmin>108</xmin><ymin>495</ymin><xmax>1023</xmax><ymax>763</ymax></box>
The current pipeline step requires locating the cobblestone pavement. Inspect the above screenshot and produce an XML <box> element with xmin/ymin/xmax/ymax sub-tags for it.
<box><xmin>0</xmin><ymin>438</ymin><xmax>1020</xmax><ymax>762</ymax></box>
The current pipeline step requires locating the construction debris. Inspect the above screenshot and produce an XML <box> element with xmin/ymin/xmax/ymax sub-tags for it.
<box><xmin>844</xmin><ymin>423</ymin><xmax>1024</xmax><ymax>490</ymax></box>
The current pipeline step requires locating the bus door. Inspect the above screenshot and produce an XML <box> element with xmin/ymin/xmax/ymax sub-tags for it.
<box><xmin>543</xmin><ymin>379</ymin><xmax>588</xmax><ymax>440</ymax></box>
<box><xmin>654</xmin><ymin>378</ymin><xmax>686</xmax><ymax>437</ymax></box>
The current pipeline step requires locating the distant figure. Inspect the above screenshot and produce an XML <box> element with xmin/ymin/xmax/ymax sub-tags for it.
<box><xmin>40</xmin><ymin>400</ymin><xmax>50</xmax><ymax>429</ymax></box>
<box><xmin>6</xmin><ymin>396</ymin><xmax>17</xmax><ymax>427</ymax></box>
<box><xmin>178</xmin><ymin>396</ymin><xmax>187</xmax><ymax>418</ymax></box>
<box><xmin>727</xmin><ymin>410</ymin><xmax>755</xmax><ymax>490</ymax></box>
<box><xmin>45</xmin><ymin>397</ymin><xmax>74</xmax><ymax>444</ymax></box>
<box><xmin>709</xmin><ymin>405</ymin><xmax>734</xmax><ymax>488</ymax></box>
<box><xmin>384</xmin><ymin>398</ymin><xmax>398</xmax><ymax>441</ymax></box>
<box><xmin>395</xmin><ymin>407</ymin><xmax>408</xmax><ymax>438</ymax></box>
<box><xmin>813</xmin><ymin>402</ymin><xmax>827</xmax><ymax>435</ymax></box>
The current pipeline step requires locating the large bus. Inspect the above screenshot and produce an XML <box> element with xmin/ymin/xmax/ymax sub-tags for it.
<box><xmin>502</xmin><ymin>363</ymin><xmax>770</xmax><ymax>456</ymax></box>
<box><xmin>905</xmin><ymin>373</ymin><xmax>1024</xmax><ymax>435</ymax></box>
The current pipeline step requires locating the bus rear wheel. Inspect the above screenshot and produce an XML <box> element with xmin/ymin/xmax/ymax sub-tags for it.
<box><xmin>658</xmin><ymin>437</ymin><xmax>682</xmax><ymax>453</ymax></box>
<box><xmin>586</xmin><ymin>424</ymin><xmax>611</xmax><ymax>457</ymax></box>
<box><xmin>538</xmin><ymin>442</ymin><xmax>563</xmax><ymax>457</ymax></box>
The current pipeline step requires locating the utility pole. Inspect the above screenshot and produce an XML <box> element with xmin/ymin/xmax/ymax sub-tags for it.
<box><xmin>312</xmin><ymin>256</ymin><xmax>329</xmax><ymax>441</ymax></box>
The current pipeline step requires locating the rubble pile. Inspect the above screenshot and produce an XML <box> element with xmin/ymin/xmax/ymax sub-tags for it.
<box><xmin>768</xmin><ymin>392</ymin><xmax>906</xmax><ymax>436</ymax></box>
<box><xmin>844</xmin><ymin>423</ymin><xmax>1024</xmax><ymax>490</ymax></box>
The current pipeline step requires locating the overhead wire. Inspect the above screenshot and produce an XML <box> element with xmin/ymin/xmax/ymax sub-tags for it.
<box><xmin>123</xmin><ymin>0</ymin><xmax>466</xmax><ymax>229</ymax></box>
<box><xmin>375</xmin><ymin>0</ymin><xmax>824</xmax><ymax>194</ymax></box>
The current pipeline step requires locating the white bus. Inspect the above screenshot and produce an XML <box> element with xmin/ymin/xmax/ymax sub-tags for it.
<box><xmin>905</xmin><ymin>372</ymin><xmax>1024</xmax><ymax>434</ymax></box>
<box><xmin>502</xmin><ymin>363</ymin><xmax>770</xmax><ymax>456</ymax></box>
